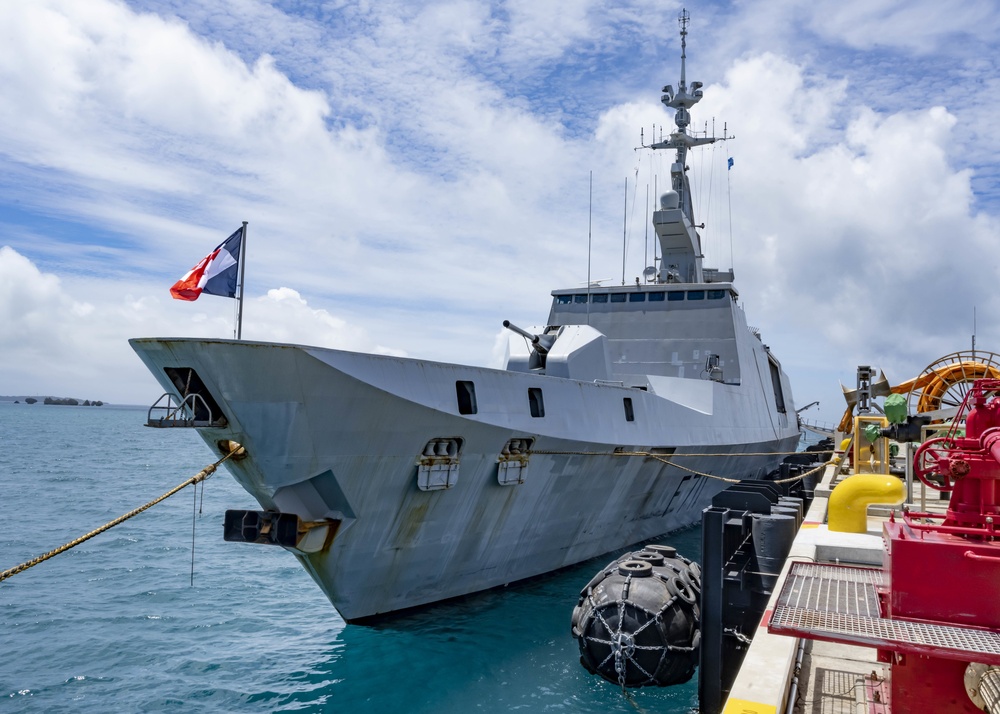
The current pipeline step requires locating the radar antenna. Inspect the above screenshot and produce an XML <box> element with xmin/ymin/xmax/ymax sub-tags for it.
<box><xmin>678</xmin><ymin>9</ymin><xmax>689</xmax><ymax>88</ymax></box>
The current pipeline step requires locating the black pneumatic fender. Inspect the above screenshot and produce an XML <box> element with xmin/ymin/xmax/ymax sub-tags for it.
<box><xmin>570</xmin><ymin>545</ymin><xmax>701</xmax><ymax>688</ymax></box>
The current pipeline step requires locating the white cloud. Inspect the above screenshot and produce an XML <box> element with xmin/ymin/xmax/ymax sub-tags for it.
<box><xmin>578</xmin><ymin>45</ymin><xmax>1000</xmax><ymax>425</ymax></box>
<box><xmin>0</xmin><ymin>0</ymin><xmax>592</xmax><ymax>315</ymax></box>
<box><xmin>693</xmin><ymin>54</ymin><xmax>1000</xmax><ymax>423</ymax></box>
<box><xmin>803</xmin><ymin>0</ymin><xmax>1000</xmax><ymax>52</ymax></box>
<box><xmin>246</xmin><ymin>287</ymin><xmax>406</xmax><ymax>357</ymax></box>
<box><xmin>0</xmin><ymin>0</ymin><xmax>997</xmax><ymax>427</ymax></box>
<box><xmin>0</xmin><ymin>245</ymin><xmax>145</xmax><ymax>401</ymax></box>
<box><xmin>0</xmin><ymin>247</ymin><xmax>409</xmax><ymax>403</ymax></box>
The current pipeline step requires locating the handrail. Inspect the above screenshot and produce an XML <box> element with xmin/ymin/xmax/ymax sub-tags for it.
<box><xmin>146</xmin><ymin>392</ymin><xmax>223</xmax><ymax>428</ymax></box>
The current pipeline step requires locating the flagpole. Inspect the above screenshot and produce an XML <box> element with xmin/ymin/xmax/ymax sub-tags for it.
<box><xmin>236</xmin><ymin>221</ymin><xmax>247</xmax><ymax>340</ymax></box>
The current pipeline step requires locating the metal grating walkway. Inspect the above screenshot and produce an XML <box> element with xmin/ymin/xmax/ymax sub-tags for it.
<box><xmin>769</xmin><ymin>562</ymin><xmax>1000</xmax><ymax>665</ymax></box>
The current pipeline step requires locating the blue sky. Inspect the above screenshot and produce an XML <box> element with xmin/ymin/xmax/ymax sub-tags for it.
<box><xmin>1</xmin><ymin>0</ymin><xmax>998</xmax><ymax>425</ymax></box>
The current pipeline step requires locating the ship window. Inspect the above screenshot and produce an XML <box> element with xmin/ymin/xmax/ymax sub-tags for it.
<box><xmin>708</xmin><ymin>290</ymin><xmax>726</xmax><ymax>300</ymax></box>
<box><xmin>574</xmin><ymin>294</ymin><xmax>588</xmax><ymax>304</ymax></box>
<box><xmin>768</xmin><ymin>358</ymin><xmax>787</xmax><ymax>414</ymax></box>
<box><xmin>556</xmin><ymin>295</ymin><xmax>572</xmax><ymax>304</ymax></box>
<box><xmin>528</xmin><ymin>388</ymin><xmax>545</xmax><ymax>418</ymax></box>
<box><xmin>628</xmin><ymin>293</ymin><xmax>646</xmax><ymax>302</ymax></box>
<box><xmin>456</xmin><ymin>381</ymin><xmax>478</xmax><ymax>415</ymax></box>
<box><xmin>687</xmin><ymin>290</ymin><xmax>705</xmax><ymax>300</ymax></box>
<box><xmin>591</xmin><ymin>294</ymin><xmax>608</xmax><ymax>303</ymax></box>
<box><xmin>610</xmin><ymin>293</ymin><xmax>627</xmax><ymax>303</ymax></box>
<box><xmin>668</xmin><ymin>292</ymin><xmax>684</xmax><ymax>301</ymax></box>
<box><xmin>649</xmin><ymin>292</ymin><xmax>665</xmax><ymax>302</ymax></box>
<box><xmin>623</xmin><ymin>397</ymin><xmax>635</xmax><ymax>422</ymax></box>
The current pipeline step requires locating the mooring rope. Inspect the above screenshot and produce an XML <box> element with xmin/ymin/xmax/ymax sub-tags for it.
<box><xmin>532</xmin><ymin>447</ymin><xmax>836</xmax><ymax>484</ymax></box>
<box><xmin>646</xmin><ymin>455</ymin><xmax>834</xmax><ymax>484</ymax></box>
<box><xmin>532</xmin><ymin>449</ymin><xmax>836</xmax><ymax>458</ymax></box>
<box><xmin>0</xmin><ymin>452</ymin><xmax>236</xmax><ymax>584</ymax></box>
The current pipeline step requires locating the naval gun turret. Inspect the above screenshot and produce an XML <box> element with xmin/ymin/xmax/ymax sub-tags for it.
<box><xmin>503</xmin><ymin>320</ymin><xmax>554</xmax><ymax>355</ymax></box>
<box><xmin>503</xmin><ymin>320</ymin><xmax>612</xmax><ymax>382</ymax></box>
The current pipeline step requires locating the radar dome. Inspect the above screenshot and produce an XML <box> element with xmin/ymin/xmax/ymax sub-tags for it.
<box><xmin>659</xmin><ymin>191</ymin><xmax>680</xmax><ymax>210</ymax></box>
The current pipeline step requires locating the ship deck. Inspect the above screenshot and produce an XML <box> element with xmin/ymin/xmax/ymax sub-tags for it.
<box><xmin>719</xmin><ymin>449</ymin><xmax>952</xmax><ymax>714</ymax></box>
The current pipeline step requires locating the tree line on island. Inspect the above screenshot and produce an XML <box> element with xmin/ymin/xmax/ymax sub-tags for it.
<box><xmin>16</xmin><ymin>397</ymin><xmax>104</xmax><ymax>406</ymax></box>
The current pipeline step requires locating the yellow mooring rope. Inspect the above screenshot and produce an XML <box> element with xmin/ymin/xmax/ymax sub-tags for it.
<box><xmin>0</xmin><ymin>453</ymin><xmax>233</xmax><ymax>584</ymax></box>
<box><xmin>532</xmin><ymin>448</ymin><xmax>837</xmax><ymax>484</ymax></box>
<box><xmin>645</xmin><ymin>454</ymin><xmax>835</xmax><ymax>484</ymax></box>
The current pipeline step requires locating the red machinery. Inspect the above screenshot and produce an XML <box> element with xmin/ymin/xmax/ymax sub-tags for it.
<box><xmin>770</xmin><ymin>379</ymin><xmax>1000</xmax><ymax>712</ymax></box>
<box><xmin>890</xmin><ymin>378</ymin><xmax>1000</xmax><ymax>711</ymax></box>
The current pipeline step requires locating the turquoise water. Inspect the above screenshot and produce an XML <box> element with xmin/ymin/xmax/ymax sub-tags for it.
<box><xmin>0</xmin><ymin>402</ymin><xmax>700</xmax><ymax>712</ymax></box>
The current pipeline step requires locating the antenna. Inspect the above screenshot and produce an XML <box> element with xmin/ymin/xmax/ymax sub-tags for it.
<box><xmin>653</xmin><ymin>174</ymin><xmax>659</xmax><ymax>268</ymax></box>
<box><xmin>644</xmin><ymin>183</ymin><xmax>649</xmax><ymax>280</ymax></box>
<box><xmin>678</xmin><ymin>8</ymin><xmax>689</xmax><ymax>87</ymax></box>
<box><xmin>621</xmin><ymin>177</ymin><xmax>627</xmax><ymax>285</ymax></box>
<box><xmin>725</xmin><ymin>122</ymin><xmax>734</xmax><ymax>272</ymax></box>
<box><xmin>587</xmin><ymin>171</ymin><xmax>592</xmax><ymax>324</ymax></box>
<box><xmin>973</xmin><ymin>306</ymin><xmax>977</xmax><ymax>360</ymax></box>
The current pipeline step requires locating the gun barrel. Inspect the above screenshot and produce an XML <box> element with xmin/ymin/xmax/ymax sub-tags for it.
<box><xmin>503</xmin><ymin>320</ymin><xmax>548</xmax><ymax>354</ymax></box>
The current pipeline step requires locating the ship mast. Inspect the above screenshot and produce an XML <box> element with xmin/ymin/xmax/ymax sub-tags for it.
<box><xmin>651</xmin><ymin>9</ymin><xmax>717</xmax><ymax>226</ymax></box>
<box><xmin>643</xmin><ymin>9</ymin><xmax>728</xmax><ymax>284</ymax></box>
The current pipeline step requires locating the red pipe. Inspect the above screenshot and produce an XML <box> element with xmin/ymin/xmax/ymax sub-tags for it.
<box><xmin>982</xmin><ymin>427</ymin><xmax>1000</xmax><ymax>466</ymax></box>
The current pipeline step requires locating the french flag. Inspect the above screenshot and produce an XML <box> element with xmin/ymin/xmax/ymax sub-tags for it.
<box><xmin>170</xmin><ymin>227</ymin><xmax>243</xmax><ymax>301</ymax></box>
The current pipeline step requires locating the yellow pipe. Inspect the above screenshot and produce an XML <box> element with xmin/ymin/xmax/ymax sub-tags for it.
<box><xmin>828</xmin><ymin>473</ymin><xmax>905</xmax><ymax>533</ymax></box>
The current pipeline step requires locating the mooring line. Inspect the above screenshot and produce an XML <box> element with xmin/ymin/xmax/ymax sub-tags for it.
<box><xmin>533</xmin><ymin>447</ymin><xmax>835</xmax><ymax>484</ymax></box>
<box><xmin>533</xmin><ymin>449</ymin><xmax>836</xmax><ymax>458</ymax></box>
<box><xmin>646</xmin><ymin>455</ymin><xmax>834</xmax><ymax>484</ymax></box>
<box><xmin>0</xmin><ymin>452</ymin><xmax>235</xmax><ymax>584</ymax></box>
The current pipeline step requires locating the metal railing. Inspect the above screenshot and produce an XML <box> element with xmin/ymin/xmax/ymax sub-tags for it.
<box><xmin>145</xmin><ymin>392</ymin><xmax>225</xmax><ymax>428</ymax></box>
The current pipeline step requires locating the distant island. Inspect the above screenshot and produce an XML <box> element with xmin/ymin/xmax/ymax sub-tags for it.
<box><xmin>3</xmin><ymin>396</ymin><xmax>105</xmax><ymax>406</ymax></box>
<box><xmin>42</xmin><ymin>397</ymin><xmax>105</xmax><ymax>406</ymax></box>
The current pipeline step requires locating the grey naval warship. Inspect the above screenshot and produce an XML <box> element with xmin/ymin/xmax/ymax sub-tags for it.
<box><xmin>131</xmin><ymin>17</ymin><xmax>799</xmax><ymax>622</ymax></box>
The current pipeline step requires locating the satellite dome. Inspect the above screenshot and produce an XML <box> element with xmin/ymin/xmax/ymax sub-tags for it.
<box><xmin>660</xmin><ymin>191</ymin><xmax>680</xmax><ymax>210</ymax></box>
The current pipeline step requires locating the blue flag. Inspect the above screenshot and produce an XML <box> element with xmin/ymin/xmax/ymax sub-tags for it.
<box><xmin>727</xmin><ymin>157</ymin><xmax>734</xmax><ymax>170</ymax></box>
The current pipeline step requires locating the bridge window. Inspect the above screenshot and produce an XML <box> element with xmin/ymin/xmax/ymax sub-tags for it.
<box><xmin>610</xmin><ymin>293</ymin><xmax>627</xmax><ymax>303</ymax></box>
<box><xmin>629</xmin><ymin>293</ymin><xmax>646</xmax><ymax>302</ymax></box>
<box><xmin>668</xmin><ymin>292</ymin><xmax>685</xmax><ymax>302</ymax></box>
<box><xmin>556</xmin><ymin>295</ymin><xmax>572</xmax><ymax>304</ymax></box>
<box><xmin>623</xmin><ymin>397</ymin><xmax>635</xmax><ymax>422</ymax></box>
<box><xmin>591</xmin><ymin>294</ymin><xmax>608</xmax><ymax>303</ymax></box>
<box><xmin>708</xmin><ymin>290</ymin><xmax>726</xmax><ymax>300</ymax></box>
<box><xmin>649</xmin><ymin>292</ymin><xmax>665</xmax><ymax>302</ymax></box>
<box><xmin>687</xmin><ymin>290</ymin><xmax>705</xmax><ymax>300</ymax></box>
<box><xmin>574</xmin><ymin>294</ymin><xmax>588</xmax><ymax>304</ymax></box>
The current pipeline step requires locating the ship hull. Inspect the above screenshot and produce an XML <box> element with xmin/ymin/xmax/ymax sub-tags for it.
<box><xmin>131</xmin><ymin>338</ymin><xmax>799</xmax><ymax>621</ymax></box>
